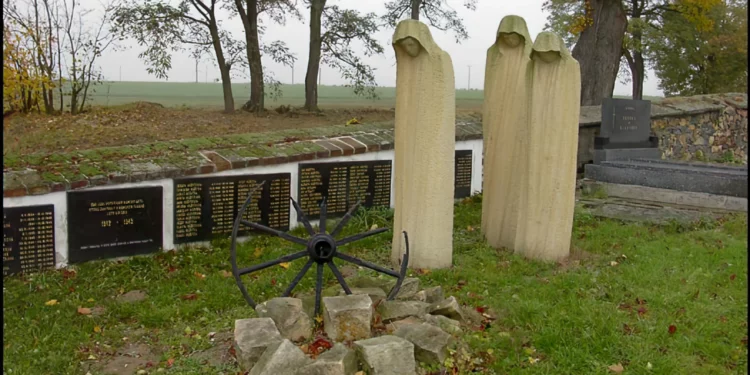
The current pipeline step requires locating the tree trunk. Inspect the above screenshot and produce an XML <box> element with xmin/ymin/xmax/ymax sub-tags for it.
<box><xmin>209</xmin><ymin>20</ymin><xmax>235</xmax><ymax>113</ymax></box>
<box><xmin>304</xmin><ymin>0</ymin><xmax>326</xmax><ymax>111</ymax></box>
<box><xmin>244</xmin><ymin>0</ymin><xmax>264</xmax><ymax>113</ymax></box>
<box><xmin>411</xmin><ymin>0</ymin><xmax>421</xmax><ymax>20</ymax></box>
<box><xmin>572</xmin><ymin>0</ymin><xmax>628</xmax><ymax>106</ymax></box>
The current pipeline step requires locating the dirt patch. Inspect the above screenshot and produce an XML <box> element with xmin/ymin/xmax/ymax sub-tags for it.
<box><xmin>556</xmin><ymin>248</ymin><xmax>599</xmax><ymax>272</ymax></box>
<box><xmin>116</xmin><ymin>290</ymin><xmax>148</xmax><ymax>304</ymax></box>
<box><xmin>94</xmin><ymin>343</ymin><xmax>163</xmax><ymax>375</ymax></box>
<box><xmin>189</xmin><ymin>331</ymin><xmax>235</xmax><ymax>367</ymax></box>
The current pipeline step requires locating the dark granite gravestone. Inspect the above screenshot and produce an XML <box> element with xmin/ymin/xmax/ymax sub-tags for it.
<box><xmin>3</xmin><ymin>205</ymin><xmax>56</xmax><ymax>276</ymax></box>
<box><xmin>594</xmin><ymin>98</ymin><xmax>660</xmax><ymax>163</ymax></box>
<box><xmin>67</xmin><ymin>186</ymin><xmax>163</xmax><ymax>264</ymax></box>
<box><xmin>297</xmin><ymin>160</ymin><xmax>392</xmax><ymax>220</ymax></box>
<box><xmin>173</xmin><ymin>173</ymin><xmax>291</xmax><ymax>244</ymax></box>
<box><xmin>455</xmin><ymin>150</ymin><xmax>473</xmax><ymax>198</ymax></box>
<box><xmin>584</xmin><ymin>158</ymin><xmax>748</xmax><ymax>198</ymax></box>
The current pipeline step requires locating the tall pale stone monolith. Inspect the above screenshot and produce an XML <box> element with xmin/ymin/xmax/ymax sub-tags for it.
<box><xmin>514</xmin><ymin>31</ymin><xmax>581</xmax><ymax>261</ymax></box>
<box><xmin>481</xmin><ymin>15</ymin><xmax>533</xmax><ymax>250</ymax></box>
<box><xmin>390</xmin><ymin>20</ymin><xmax>455</xmax><ymax>269</ymax></box>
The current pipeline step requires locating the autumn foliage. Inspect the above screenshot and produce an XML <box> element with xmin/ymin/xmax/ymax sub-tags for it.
<box><xmin>3</xmin><ymin>21</ymin><xmax>55</xmax><ymax>114</ymax></box>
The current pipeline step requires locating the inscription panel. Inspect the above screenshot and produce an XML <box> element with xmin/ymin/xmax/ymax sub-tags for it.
<box><xmin>67</xmin><ymin>187</ymin><xmax>163</xmax><ymax>263</ymax></box>
<box><xmin>298</xmin><ymin>160</ymin><xmax>392</xmax><ymax>219</ymax></box>
<box><xmin>455</xmin><ymin>150</ymin><xmax>473</xmax><ymax>198</ymax></box>
<box><xmin>3</xmin><ymin>205</ymin><xmax>56</xmax><ymax>277</ymax></box>
<box><xmin>173</xmin><ymin>173</ymin><xmax>291</xmax><ymax>244</ymax></box>
<box><xmin>600</xmin><ymin>98</ymin><xmax>652</xmax><ymax>144</ymax></box>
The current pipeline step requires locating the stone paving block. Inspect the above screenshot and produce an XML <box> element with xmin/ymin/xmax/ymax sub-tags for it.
<box><xmin>249</xmin><ymin>339</ymin><xmax>312</xmax><ymax>375</ymax></box>
<box><xmin>255</xmin><ymin>297</ymin><xmax>312</xmax><ymax>342</ymax></box>
<box><xmin>394</xmin><ymin>322</ymin><xmax>453</xmax><ymax>364</ymax></box>
<box><xmin>354</xmin><ymin>335</ymin><xmax>416</xmax><ymax>375</ymax></box>
<box><xmin>234</xmin><ymin>318</ymin><xmax>283</xmax><ymax>371</ymax></box>
<box><xmin>323</xmin><ymin>294</ymin><xmax>373</xmax><ymax>342</ymax></box>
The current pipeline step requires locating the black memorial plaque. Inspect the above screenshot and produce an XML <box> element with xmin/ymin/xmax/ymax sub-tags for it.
<box><xmin>600</xmin><ymin>98</ymin><xmax>653</xmax><ymax>147</ymax></box>
<box><xmin>298</xmin><ymin>160</ymin><xmax>392</xmax><ymax>220</ymax></box>
<box><xmin>3</xmin><ymin>205</ymin><xmax>56</xmax><ymax>277</ymax></box>
<box><xmin>173</xmin><ymin>173</ymin><xmax>291</xmax><ymax>244</ymax></box>
<box><xmin>67</xmin><ymin>187</ymin><xmax>163</xmax><ymax>263</ymax></box>
<box><xmin>455</xmin><ymin>150</ymin><xmax>473</xmax><ymax>198</ymax></box>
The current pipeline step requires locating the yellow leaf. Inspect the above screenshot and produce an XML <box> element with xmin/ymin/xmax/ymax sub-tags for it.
<box><xmin>87</xmin><ymin>298</ymin><xmax>95</xmax><ymax>302</ymax></box>
<box><xmin>487</xmin><ymin>348</ymin><xmax>494</xmax><ymax>355</ymax></box>
<box><xmin>279</xmin><ymin>263</ymin><xmax>290</xmax><ymax>269</ymax></box>
<box><xmin>93</xmin><ymin>326</ymin><xmax>101</xmax><ymax>333</ymax></box>
<box><xmin>45</xmin><ymin>299</ymin><xmax>58</xmax><ymax>306</ymax></box>
<box><xmin>314</xmin><ymin>315</ymin><xmax>323</xmax><ymax>323</ymax></box>
<box><xmin>254</xmin><ymin>248</ymin><xmax>263</xmax><ymax>258</ymax></box>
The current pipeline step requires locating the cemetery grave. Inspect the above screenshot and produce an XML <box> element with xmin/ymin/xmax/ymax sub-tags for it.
<box><xmin>3</xmin><ymin>14</ymin><xmax>748</xmax><ymax>375</ymax></box>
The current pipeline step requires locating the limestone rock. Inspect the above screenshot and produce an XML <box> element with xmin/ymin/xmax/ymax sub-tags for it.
<box><xmin>428</xmin><ymin>296</ymin><xmax>464</xmax><ymax>321</ymax></box>
<box><xmin>393</xmin><ymin>278</ymin><xmax>420</xmax><ymax>300</ymax></box>
<box><xmin>346</xmin><ymin>275</ymin><xmax>391</xmax><ymax>292</ymax></box>
<box><xmin>412</xmin><ymin>286</ymin><xmax>443</xmax><ymax>303</ymax></box>
<box><xmin>385</xmin><ymin>316</ymin><xmax>424</xmax><ymax>334</ymax></box>
<box><xmin>421</xmin><ymin>314</ymin><xmax>462</xmax><ymax>335</ymax></box>
<box><xmin>296</xmin><ymin>343</ymin><xmax>357</xmax><ymax>375</ymax></box>
<box><xmin>234</xmin><ymin>318</ymin><xmax>283</xmax><ymax>371</ymax></box>
<box><xmin>250</xmin><ymin>339</ymin><xmax>312</xmax><ymax>375</ymax></box>
<box><xmin>255</xmin><ymin>297</ymin><xmax>312</xmax><ymax>342</ymax></box>
<box><xmin>376</xmin><ymin>300</ymin><xmax>430</xmax><ymax>323</ymax></box>
<box><xmin>391</xmin><ymin>19</ymin><xmax>455</xmax><ymax>270</ymax></box>
<box><xmin>338</xmin><ymin>287</ymin><xmax>387</xmax><ymax>305</ymax></box>
<box><xmin>354</xmin><ymin>335</ymin><xmax>416</xmax><ymax>375</ymax></box>
<box><xmin>394</xmin><ymin>322</ymin><xmax>453</xmax><ymax>364</ymax></box>
<box><xmin>323</xmin><ymin>295</ymin><xmax>373</xmax><ymax>342</ymax></box>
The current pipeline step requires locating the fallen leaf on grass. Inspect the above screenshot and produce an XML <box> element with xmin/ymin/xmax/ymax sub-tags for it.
<box><xmin>253</xmin><ymin>248</ymin><xmax>263</xmax><ymax>258</ymax></box>
<box><xmin>370</xmin><ymin>224</ymin><xmax>378</xmax><ymax>230</ymax></box>
<box><xmin>668</xmin><ymin>325</ymin><xmax>677</xmax><ymax>335</ymax></box>
<box><xmin>167</xmin><ymin>358</ymin><xmax>175</xmax><ymax>367</ymax></box>
<box><xmin>730</xmin><ymin>274</ymin><xmax>736</xmax><ymax>281</ymax></box>
<box><xmin>87</xmin><ymin>298</ymin><xmax>95</xmax><ymax>302</ymax></box>
<box><xmin>62</xmin><ymin>269</ymin><xmax>77</xmax><ymax>280</ymax></box>
<box><xmin>415</xmin><ymin>268</ymin><xmax>431</xmax><ymax>275</ymax></box>
<box><xmin>279</xmin><ymin>262</ymin><xmax>290</xmax><ymax>269</ymax></box>
<box><xmin>608</xmin><ymin>363</ymin><xmax>624</xmax><ymax>373</ymax></box>
<box><xmin>45</xmin><ymin>299</ymin><xmax>58</xmax><ymax>306</ymax></box>
<box><xmin>194</xmin><ymin>272</ymin><xmax>206</xmax><ymax>280</ymax></box>
<box><xmin>219</xmin><ymin>270</ymin><xmax>232</xmax><ymax>278</ymax></box>
<box><xmin>467</xmin><ymin>226</ymin><xmax>475</xmax><ymax>232</ymax></box>
<box><xmin>181</xmin><ymin>294</ymin><xmax>198</xmax><ymax>300</ymax></box>
<box><xmin>314</xmin><ymin>315</ymin><xmax>323</xmax><ymax>324</ymax></box>
<box><xmin>93</xmin><ymin>326</ymin><xmax>101</xmax><ymax>333</ymax></box>
<box><xmin>77</xmin><ymin>307</ymin><xmax>92</xmax><ymax>315</ymax></box>
<box><xmin>610</xmin><ymin>261</ymin><xmax>619</xmax><ymax>267</ymax></box>
<box><xmin>637</xmin><ymin>306</ymin><xmax>648</xmax><ymax>317</ymax></box>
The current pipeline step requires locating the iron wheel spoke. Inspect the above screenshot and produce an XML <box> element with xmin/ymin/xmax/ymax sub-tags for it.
<box><xmin>237</xmin><ymin>251</ymin><xmax>307</xmax><ymax>276</ymax></box>
<box><xmin>335</xmin><ymin>252</ymin><xmax>400</xmax><ymax>278</ymax></box>
<box><xmin>314</xmin><ymin>263</ymin><xmax>324</xmax><ymax>317</ymax></box>
<box><xmin>330</xmin><ymin>200</ymin><xmax>361</xmax><ymax>238</ymax></box>
<box><xmin>241</xmin><ymin>220</ymin><xmax>308</xmax><ymax>246</ymax></box>
<box><xmin>328</xmin><ymin>262</ymin><xmax>352</xmax><ymax>295</ymax></box>
<box><xmin>282</xmin><ymin>259</ymin><xmax>314</xmax><ymax>297</ymax></box>
<box><xmin>387</xmin><ymin>231</ymin><xmax>410</xmax><ymax>300</ymax></box>
<box><xmin>290</xmin><ymin>197</ymin><xmax>315</xmax><ymax>236</ymax></box>
<box><xmin>319</xmin><ymin>197</ymin><xmax>327</xmax><ymax>234</ymax></box>
<box><xmin>336</xmin><ymin>227</ymin><xmax>390</xmax><ymax>246</ymax></box>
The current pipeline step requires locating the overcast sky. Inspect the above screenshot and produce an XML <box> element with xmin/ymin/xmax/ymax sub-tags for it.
<box><xmin>98</xmin><ymin>0</ymin><xmax>664</xmax><ymax>96</ymax></box>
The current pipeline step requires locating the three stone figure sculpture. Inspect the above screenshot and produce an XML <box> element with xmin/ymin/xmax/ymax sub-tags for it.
<box><xmin>390</xmin><ymin>19</ymin><xmax>456</xmax><ymax>269</ymax></box>
<box><xmin>514</xmin><ymin>31</ymin><xmax>581</xmax><ymax>261</ymax></box>
<box><xmin>481</xmin><ymin>15</ymin><xmax>533</xmax><ymax>251</ymax></box>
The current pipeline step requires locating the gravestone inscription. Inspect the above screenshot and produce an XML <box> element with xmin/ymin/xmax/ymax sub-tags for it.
<box><xmin>67</xmin><ymin>186</ymin><xmax>163</xmax><ymax>263</ymax></box>
<box><xmin>598</xmin><ymin>98</ymin><xmax>654</xmax><ymax>147</ymax></box>
<box><xmin>3</xmin><ymin>205</ymin><xmax>56</xmax><ymax>276</ymax></box>
<box><xmin>297</xmin><ymin>160</ymin><xmax>392</xmax><ymax>220</ymax></box>
<box><xmin>173</xmin><ymin>173</ymin><xmax>291</xmax><ymax>244</ymax></box>
<box><xmin>455</xmin><ymin>150</ymin><xmax>473</xmax><ymax>198</ymax></box>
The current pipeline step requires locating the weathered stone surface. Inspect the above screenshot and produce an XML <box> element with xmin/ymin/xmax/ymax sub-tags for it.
<box><xmin>385</xmin><ymin>316</ymin><xmax>424</xmax><ymax>334</ymax></box>
<box><xmin>354</xmin><ymin>335</ymin><xmax>416</xmax><ymax>375</ymax></box>
<box><xmin>296</xmin><ymin>343</ymin><xmax>357</xmax><ymax>375</ymax></box>
<box><xmin>429</xmin><ymin>296</ymin><xmax>464</xmax><ymax>321</ymax></box>
<box><xmin>393</xmin><ymin>278</ymin><xmax>420</xmax><ymax>300</ymax></box>
<box><xmin>338</xmin><ymin>287</ymin><xmax>387</xmax><ymax>305</ymax></box>
<box><xmin>411</xmin><ymin>286</ymin><xmax>443</xmax><ymax>304</ymax></box>
<box><xmin>323</xmin><ymin>294</ymin><xmax>373</xmax><ymax>342</ymax></box>
<box><xmin>250</xmin><ymin>339</ymin><xmax>312</xmax><ymax>375</ymax></box>
<box><xmin>255</xmin><ymin>297</ymin><xmax>312</xmax><ymax>342</ymax></box>
<box><xmin>377</xmin><ymin>301</ymin><xmax>430</xmax><ymax>323</ymax></box>
<box><xmin>394</xmin><ymin>322</ymin><xmax>453</xmax><ymax>364</ymax></box>
<box><xmin>346</xmin><ymin>275</ymin><xmax>391</xmax><ymax>292</ymax></box>
<box><xmin>422</xmin><ymin>314</ymin><xmax>462</xmax><ymax>335</ymax></box>
<box><xmin>234</xmin><ymin>318</ymin><xmax>283</xmax><ymax>371</ymax></box>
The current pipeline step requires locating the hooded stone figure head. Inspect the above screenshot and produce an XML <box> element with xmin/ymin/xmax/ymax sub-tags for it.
<box><xmin>495</xmin><ymin>15</ymin><xmax>532</xmax><ymax>51</ymax></box>
<box><xmin>531</xmin><ymin>31</ymin><xmax>570</xmax><ymax>63</ymax></box>
<box><xmin>392</xmin><ymin>19</ymin><xmax>441</xmax><ymax>59</ymax></box>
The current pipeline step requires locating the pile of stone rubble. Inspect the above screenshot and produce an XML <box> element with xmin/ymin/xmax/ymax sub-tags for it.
<box><xmin>233</xmin><ymin>274</ymin><xmax>490</xmax><ymax>375</ymax></box>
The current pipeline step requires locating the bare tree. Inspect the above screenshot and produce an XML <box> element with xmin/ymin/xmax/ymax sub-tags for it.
<box><xmin>383</xmin><ymin>0</ymin><xmax>478</xmax><ymax>43</ymax></box>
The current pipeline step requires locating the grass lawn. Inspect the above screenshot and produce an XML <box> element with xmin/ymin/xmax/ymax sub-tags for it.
<box><xmin>3</xmin><ymin>197</ymin><xmax>747</xmax><ymax>375</ymax></box>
